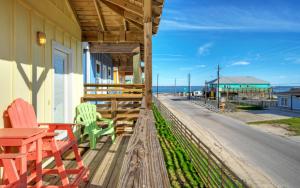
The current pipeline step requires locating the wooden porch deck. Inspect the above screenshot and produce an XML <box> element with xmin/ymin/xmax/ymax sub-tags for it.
<box><xmin>43</xmin><ymin>135</ymin><xmax>129</xmax><ymax>187</ymax></box>
<box><xmin>43</xmin><ymin>108</ymin><xmax>170</xmax><ymax>188</ymax></box>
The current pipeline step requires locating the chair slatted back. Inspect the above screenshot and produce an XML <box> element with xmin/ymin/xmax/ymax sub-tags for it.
<box><xmin>7</xmin><ymin>98</ymin><xmax>38</xmax><ymax>128</ymax></box>
<box><xmin>75</xmin><ymin>103</ymin><xmax>98</xmax><ymax>133</ymax></box>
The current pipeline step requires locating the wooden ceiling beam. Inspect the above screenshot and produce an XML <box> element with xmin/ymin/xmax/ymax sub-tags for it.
<box><xmin>67</xmin><ymin>0</ymin><xmax>81</xmax><ymax>26</ymax></box>
<box><xmin>82</xmin><ymin>30</ymin><xmax>144</xmax><ymax>43</ymax></box>
<box><xmin>123</xmin><ymin>18</ymin><xmax>127</xmax><ymax>31</ymax></box>
<box><xmin>120</xmin><ymin>18</ymin><xmax>127</xmax><ymax>42</ymax></box>
<box><xmin>101</xmin><ymin>0</ymin><xmax>143</xmax><ymax>17</ymax></box>
<box><xmin>152</xmin><ymin>5</ymin><xmax>162</xmax><ymax>17</ymax></box>
<box><xmin>100</xmin><ymin>0</ymin><xmax>143</xmax><ymax>30</ymax></box>
<box><xmin>93</xmin><ymin>0</ymin><xmax>106</xmax><ymax>31</ymax></box>
<box><xmin>90</xmin><ymin>43</ymin><xmax>140</xmax><ymax>53</ymax></box>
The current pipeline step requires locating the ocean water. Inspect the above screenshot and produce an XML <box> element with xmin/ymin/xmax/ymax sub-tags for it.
<box><xmin>152</xmin><ymin>86</ymin><xmax>203</xmax><ymax>94</ymax></box>
<box><xmin>152</xmin><ymin>86</ymin><xmax>298</xmax><ymax>94</ymax></box>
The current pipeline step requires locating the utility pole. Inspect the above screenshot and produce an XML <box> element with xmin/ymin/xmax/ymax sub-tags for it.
<box><xmin>205</xmin><ymin>80</ymin><xmax>207</xmax><ymax>104</ymax></box>
<box><xmin>174</xmin><ymin>78</ymin><xmax>177</xmax><ymax>96</ymax></box>
<box><xmin>157</xmin><ymin>73</ymin><xmax>159</xmax><ymax>98</ymax></box>
<box><xmin>217</xmin><ymin>64</ymin><xmax>220</xmax><ymax>109</ymax></box>
<box><xmin>188</xmin><ymin>73</ymin><xmax>191</xmax><ymax>100</ymax></box>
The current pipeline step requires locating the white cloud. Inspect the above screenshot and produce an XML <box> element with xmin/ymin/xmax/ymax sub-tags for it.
<box><xmin>231</xmin><ymin>61</ymin><xmax>251</xmax><ymax>66</ymax></box>
<box><xmin>196</xmin><ymin>64</ymin><xmax>206</xmax><ymax>68</ymax></box>
<box><xmin>198</xmin><ymin>42</ymin><xmax>214</xmax><ymax>56</ymax></box>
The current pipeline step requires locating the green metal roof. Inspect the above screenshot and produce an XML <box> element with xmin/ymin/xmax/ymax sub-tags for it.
<box><xmin>207</xmin><ymin>76</ymin><xmax>270</xmax><ymax>85</ymax></box>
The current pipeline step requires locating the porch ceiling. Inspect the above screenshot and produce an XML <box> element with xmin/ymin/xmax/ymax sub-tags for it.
<box><xmin>68</xmin><ymin>0</ymin><xmax>164</xmax><ymax>44</ymax></box>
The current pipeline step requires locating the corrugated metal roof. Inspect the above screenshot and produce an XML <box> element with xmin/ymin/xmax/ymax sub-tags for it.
<box><xmin>207</xmin><ymin>76</ymin><xmax>270</xmax><ymax>84</ymax></box>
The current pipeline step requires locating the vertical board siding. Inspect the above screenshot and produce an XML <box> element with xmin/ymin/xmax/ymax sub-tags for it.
<box><xmin>89</xmin><ymin>53</ymin><xmax>113</xmax><ymax>83</ymax></box>
<box><xmin>0</xmin><ymin>0</ymin><xmax>13</xmax><ymax>118</ymax></box>
<box><xmin>14</xmin><ymin>2</ymin><xmax>31</xmax><ymax>102</ymax></box>
<box><xmin>0</xmin><ymin>0</ymin><xmax>82</xmax><ymax>127</ymax></box>
<box><xmin>44</xmin><ymin>21</ymin><xmax>55</xmax><ymax>122</ymax></box>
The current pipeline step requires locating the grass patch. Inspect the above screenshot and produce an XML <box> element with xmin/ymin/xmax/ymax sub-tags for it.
<box><xmin>249</xmin><ymin>117</ymin><xmax>300</xmax><ymax>135</ymax></box>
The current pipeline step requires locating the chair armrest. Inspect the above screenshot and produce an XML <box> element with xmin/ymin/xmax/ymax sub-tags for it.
<box><xmin>99</xmin><ymin>118</ymin><xmax>114</xmax><ymax>129</ymax></box>
<box><xmin>99</xmin><ymin>118</ymin><xmax>113</xmax><ymax>123</ymax></box>
<box><xmin>39</xmin><ymin>123</ymin><xmax>80</xmax><ymax>140</ymax></box>
<box><xmin>0</xmin><ymin>153</ymin><xmax>26</xmax><ymax>159</ymax></box>
<box><xmin>45</xmin><ymin>132</ymin><xmax>58</xmax><ymax>137</ymax></box>
<box><xmin>38</xmin><ymin>123</ymin><xmax>80</xmax><ymax>131</ymax></box>
<box><xmin>75</xmin><ymin>115</ymin><xmax>85</xmax><ymax>125</ymax></box>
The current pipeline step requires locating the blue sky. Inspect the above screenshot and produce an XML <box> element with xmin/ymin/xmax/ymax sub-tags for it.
<box><xmin>152</xmin><ymin>0</ymin><xmax>300</xmax><ymax>86</ymax></box>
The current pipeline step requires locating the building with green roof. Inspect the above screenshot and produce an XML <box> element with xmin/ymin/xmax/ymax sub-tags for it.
<box><xmin>206</xmin><ymin>76</ymin><xmax>271</xmax><ymax>100</ymax></box>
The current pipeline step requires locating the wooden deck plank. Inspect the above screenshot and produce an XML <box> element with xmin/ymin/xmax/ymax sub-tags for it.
<box><xmin>88</xmin><ymin>136</ymin><xmax>122</xmax><ymax>186</ymax></box>
<box><xmin>105</xmin><ymin>136</ymin><xmax>130</xmax><ymax>188</ymax></box>
<box><xmin>117</xmin><ymin>109</ymin><xmax>170</xmax><ymax>188</ymax></box>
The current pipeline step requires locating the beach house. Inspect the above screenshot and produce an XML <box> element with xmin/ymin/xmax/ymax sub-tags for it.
<box><xmin>0</xmin><ymin>0</ymin><xmax>84</xmax><ymax>125</ymax></box>
<box><xmin>0</xmin><ymin>0</ymin><xmax>169</xmax><ymax>186</ymax></box>
<box><xmin>207</xmin><ymin>76</ymin><xmax>271</xmax><ymax>100</ymax></box>
<box><xmin>277</xmin><ymin>88</ymin><xmax>300</xmax><ymax>111</ymax></box>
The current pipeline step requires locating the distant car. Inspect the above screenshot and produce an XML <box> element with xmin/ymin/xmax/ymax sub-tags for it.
<box><xmin>193</xmin><ymin>91</ymin><xmax>203</xmax><ymax>97</ymax></box>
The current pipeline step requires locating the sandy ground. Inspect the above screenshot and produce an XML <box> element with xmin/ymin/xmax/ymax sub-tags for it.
<box><xmin>225</xmin><ymin>108</ymin><xmax>300</xmax><ymax>142</ymax></box>
<box><xmin>249</xmin><ymin>124</ymin><xmax>300</xmax><ymax>143</ymax></box>
<box><xmin>225</xmin><ymin>109</ymin><xmax>300</xmax><ymax>123</ymax></box>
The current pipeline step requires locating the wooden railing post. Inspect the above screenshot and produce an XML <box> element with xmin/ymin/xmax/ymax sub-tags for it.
<box><xmin>144</xmin><ymin>0</ymin><xmax>152</xmax><ymax>109</ymax></box>
<box><xmin>133</xmin><ymin>52</ymin><xmax>142</xmax><ymax>84</ymax></box>
<box><xmin>111</xmin><ymin>98</ymin><xmax>117</xmax><ymax>121</ymax></box>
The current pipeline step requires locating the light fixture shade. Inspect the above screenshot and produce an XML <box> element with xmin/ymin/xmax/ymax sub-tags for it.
<box><xmin>37</xmin><ymin>31</ymin><xmax>46</xmax><ymax>45</ymax></box>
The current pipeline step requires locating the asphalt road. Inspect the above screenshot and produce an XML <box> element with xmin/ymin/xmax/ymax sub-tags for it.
<box><xmin>160</xmin><ymin>96</ymin><xmax>300</xmax><ymax>188</ymax></box>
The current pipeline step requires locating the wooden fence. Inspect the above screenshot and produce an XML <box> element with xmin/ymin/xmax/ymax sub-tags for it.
<box><xmin>153</xmin><ymin>97</ymin><xmax>247</xmax><ymax>188</ymax></box>
<box><xmin>81</xmin><ymin>84</ymin><xmax>144</xmax><ymax>133</ymax></box>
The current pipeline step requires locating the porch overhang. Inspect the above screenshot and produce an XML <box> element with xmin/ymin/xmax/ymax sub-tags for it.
<box><xmin>68</xmin><ymin>0</ymin><xmax>164</xmax><ymax>108</ymax></box>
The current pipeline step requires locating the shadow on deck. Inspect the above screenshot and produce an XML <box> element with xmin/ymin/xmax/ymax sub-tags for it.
<box><xmin>43</xmin><ymin>135</ymin><xmax>130</xmax><ymax>187</ymax></box>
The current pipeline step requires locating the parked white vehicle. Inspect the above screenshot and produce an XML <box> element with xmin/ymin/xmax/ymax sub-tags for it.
<box><xmin>193</xmin><ymin>91</ymin><xmax>203</xmax><ymax>97</ymax></box>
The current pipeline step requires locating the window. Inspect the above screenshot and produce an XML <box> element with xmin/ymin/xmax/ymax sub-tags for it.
<box><xmin>96</xmin><ymin>61</ymin><xmax>101</xmax><ymax>77</ymax></box>
<box><xmin>280</xmin><ymin>97</ymin><xmax>288</xmax><ymax>107</ymax></box>
<box><xmin>108</xmin><ymin>67</ymin><xmax>111</xmax><ymax>78</ymax></box>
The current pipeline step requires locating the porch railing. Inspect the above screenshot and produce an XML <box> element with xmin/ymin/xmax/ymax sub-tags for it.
<box><xmin>153</xmin><ymin>97</ymin><xmax>248</xmax><ymax>188</ymax></box>
<box><xmin>81</xmin><ymin>84</ymin><xmax>145</xmax><ymax>133</ymax></box>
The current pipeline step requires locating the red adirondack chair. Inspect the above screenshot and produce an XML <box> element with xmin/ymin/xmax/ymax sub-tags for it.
<box><xmin>0</xmin><ymin>153</ymin><xmax>25</xmax><ymax>188</ymax></box>
<box><xmin>5</xmin><ymin>98</ymin><xmax>89</xmax><ymax>187</ymax></box>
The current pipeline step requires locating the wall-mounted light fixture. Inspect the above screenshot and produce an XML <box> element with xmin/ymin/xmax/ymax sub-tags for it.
<box><xmin>37</xmin><ymin>31</ymin><xmax>46</xmax><ymax>46</ymax></box>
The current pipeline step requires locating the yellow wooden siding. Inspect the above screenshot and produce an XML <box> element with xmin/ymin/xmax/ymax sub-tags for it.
<box><xmin>0</xmin><ymin>0</ymin><xmax>83</xmax><ymax>127</ymax></box>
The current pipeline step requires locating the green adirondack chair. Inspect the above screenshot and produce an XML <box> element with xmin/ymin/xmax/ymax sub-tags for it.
<box><xmin>75</xmin><ymin>103</ymin><xmax>115</xmax><ymax>149</ymax></box>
